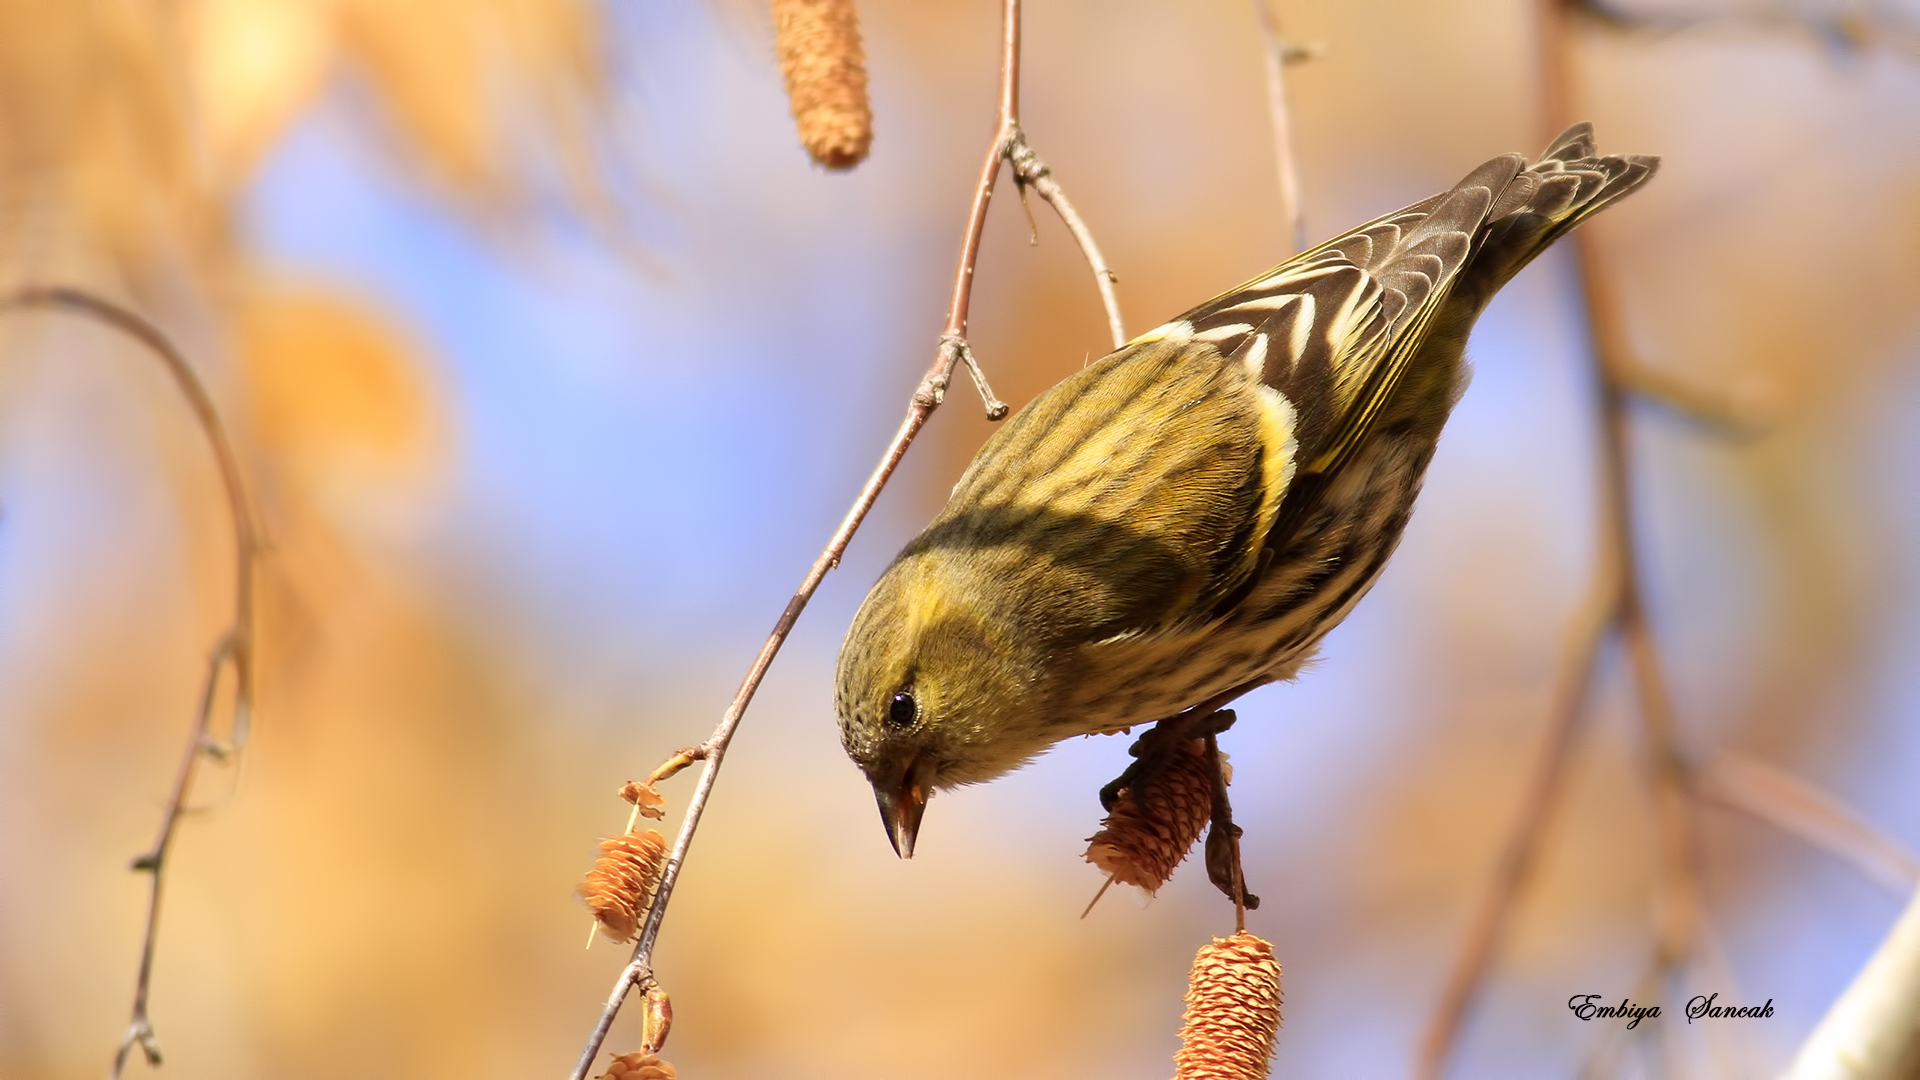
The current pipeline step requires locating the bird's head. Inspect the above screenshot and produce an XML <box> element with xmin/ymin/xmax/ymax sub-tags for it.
<box><xmin>835</xmin><ymin>549</ymin><xmax>1053</xmax><ymax>858</ymax></box>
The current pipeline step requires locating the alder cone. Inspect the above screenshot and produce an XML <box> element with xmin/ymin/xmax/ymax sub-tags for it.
<box><xmin>772</xmin><ymin>0</ymin><xmax>872</xmax><ymax>168</ymax></box>
<box><xmin>1173</xmin><ymin>931</ymin><xmax>1283</xmax><ymax>1080</ymax></box>
<box><xmin>1086</xmin><ymin>739</ymin><xmax>1223</xmax><ymax>893</ymax></box>
<box><xmin>579</xmin><ymin>830</ymin><xmax>668</xmax><ymax>943</ymax></box>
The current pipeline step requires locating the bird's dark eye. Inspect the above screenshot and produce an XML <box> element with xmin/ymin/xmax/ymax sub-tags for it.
<box><xmin>887</xmin><ymin>691</ymin><xmax>918</xmax><ymax>728</ymax></box>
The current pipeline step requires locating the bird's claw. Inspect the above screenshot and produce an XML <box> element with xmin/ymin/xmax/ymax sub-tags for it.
<box><xmin>1099</xmin><ymin>707</ymin><xmax>1240</xmax><ymax>811</ymax></box>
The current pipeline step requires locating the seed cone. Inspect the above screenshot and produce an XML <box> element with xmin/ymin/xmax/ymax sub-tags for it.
<box><xmin>1087</xmin><ymin>739</ymin><xmax>1225</xmax><ymax>893</ymax></box>
<box><xmin>1173</xmin><ymin>931</ymin><xmax>1283</xmax><ymax>1080</ymax></box>
<box><xmin>579</xmin><ymin>830</ymin><xmax>668</xmax><ymax>943</ymax></box>
<box><xmin>772</xmin><ymin>0</ymin><xmax>873</xmax><ymax>168</ymax></box>
<box><xmin>599</xmin><ymin>1050</ymin><xmax>676</xmax><ymax>1079</ymax></box>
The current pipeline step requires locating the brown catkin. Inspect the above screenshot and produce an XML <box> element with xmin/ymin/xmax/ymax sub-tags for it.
<box><xmin>1173</xmin><ymin>932</ymin><xmax>1283</xmax><ymax>1080</ymax></box>
<box><xmin>599</xmin><ymin>1050</ymin><xmax>676</xmax><ymax>1079</ymax></box>
<box><xmin>1086</xmin><ymin>739</ymin><xmax>1225</xmax><ymax>892</ymax></box>
<box><xmin>579</xmin><ymin>830</ymin><xmax>668</xmax><ymax>943</ymax></box>
<box><xmin>772</xmin><ymin>0</ymin><xmax>872</xmax><ymax>168</ymax></box>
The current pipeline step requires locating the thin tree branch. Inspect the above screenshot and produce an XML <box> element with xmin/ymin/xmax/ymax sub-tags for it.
<box><xmin>0</xmin><ymin>287</ymin><xmax>258</xmax><ymax>697</ymax></box>
<box><xmin>1252</xmin><ymin>0</ymin><xmax>1312</xmax><ymax>255</ymax></box>
<box><xmin>109</xmin><ymin>637</ymin><xmax>241</xmax><ymax>1078</ymax></box>
<box><xmin>0</xmin><ymin>286</ymin><xmax>258</xmax><ymax>1080</ymax></box>
<box><xmin>1006</xmin><ymin>137</ymin><xmax>1127</xmax><ymax>350</ymax></box>
<box><xmin>1700</xmin><ymin>753</ymin><xmax>1920</xmax><ymax>897</ymax></box>
<box><xmin>565</xmin><ymin>1</ymin><xmax>1126</xmax><ymax>1074</ymax></box>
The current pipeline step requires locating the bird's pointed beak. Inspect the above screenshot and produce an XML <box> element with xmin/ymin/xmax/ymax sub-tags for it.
<box><xmin>876</xmin><ymin>768</ymin><xmax>929</xmax><ymax>859</ymax></box>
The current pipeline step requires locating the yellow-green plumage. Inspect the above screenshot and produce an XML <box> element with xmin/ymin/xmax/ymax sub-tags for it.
<box><xmin>838</xmin><ymin>124</ymin><xmax>1658</xmax><ymax>856</ymax></box>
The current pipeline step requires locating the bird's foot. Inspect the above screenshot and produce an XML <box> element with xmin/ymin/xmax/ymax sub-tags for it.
<box><xmin>1202</xmin><ymin>729</ymin><xmax>1259</xmax><ymax>913</ymax></box>
<box><xmin>1098</xmin><ymin>706</ymin><xmax>1239</xmax><ymax>812</ymax></box>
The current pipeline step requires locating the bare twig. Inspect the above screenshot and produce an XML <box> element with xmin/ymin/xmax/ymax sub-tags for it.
<box><xmin>0</xmin><ymin>286</ymin><xmax>258</xmax><ymax>1080</ymax></box>
<box><xmin>1700</xmin><ymin>753</ymin><xmax>1920</xmax><ymax>896</ymax></box>
<box><xmin>1252</xmin><ymin>0</ymin><xmax>1312</xmax><ymax>255</ymax></box>
<box><xmin>565</xmin><ymin>2</ymin><xmax>1128</xmax><ymax>1075</ymax></box>
<box><xmin>109</xmin><ymin>637</ymin><xmax>243</xmax><ymax>1077</ymax></box>
<box><xmin>1006</xmin><ymin>137</ymin><xmax>1127</xmax><ymax>350</ymax></box>
<box><xmin>1416</xmin><ymin>2</ymin><xmax>1717</xmax><ymax>1073</ymax></box>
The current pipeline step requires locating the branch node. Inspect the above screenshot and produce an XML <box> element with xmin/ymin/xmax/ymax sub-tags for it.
<box><xmin>912</xmin><ymin>370</ymin><xmax>948</xmax><ymax>409</ymax></box>
<box><xmin>116</xmin><ymin>1020</ymin><xmax>163</xmax><ymax>1070</ymax></box>
<box><xmin>939</xmin><ymin>333</ymin><xmax>1009</xmax><ymax>420</ymax></box>
<box><xmin>1006</xmin><ymin>131</ymin><xmax>1049</xmax><ymax>188</ymax></box>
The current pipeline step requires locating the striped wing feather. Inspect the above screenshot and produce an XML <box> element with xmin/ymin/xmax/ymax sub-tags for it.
<box><xmin>1142</xmin><ymin>152</ymin><xmax>1523</xmax><ymax>489</ymax></box>
<box><xmin>1141</xmin><ymin>123</ymin><xmax>1655</xmax><ymax>559</ymax></box>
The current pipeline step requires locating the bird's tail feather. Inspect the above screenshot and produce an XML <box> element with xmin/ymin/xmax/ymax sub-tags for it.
<box><xmin>1467</xmin><ymin>122</ymin><xmax>1660</xmax><ymax>297</ymax></box>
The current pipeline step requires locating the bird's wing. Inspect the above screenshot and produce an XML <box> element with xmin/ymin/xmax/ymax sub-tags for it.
<box><xmin>1133</xmin><ymin>152</ymin><xmax>1526</xmax><ymax>547</ymax></box>
<box><xmin>928</xmin><ymin>336</ymin><xmax>1280</xmax><ymax>643</ymax></box>
<box><xmin>928</xmin><ymin>140</ymin><xmax>1633</xmax><ymax>648</ymax></box>
<box><xmin>923</xmin><ymin>156</ymin><xmax>1528</xmax><ymax>645</ymax></box>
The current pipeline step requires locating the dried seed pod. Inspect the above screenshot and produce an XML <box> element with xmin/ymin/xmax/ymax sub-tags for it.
<box><xmin>1173</xmin><ymin>931</ymin><xmax>1283</xmax><ymax>1080</ymax></box>
<box><xmin>579</xmin><ymin>830</ymin><xmax>668</xmax><ymax>943</ymax></box>
<box><xmin>1086</xmin><ymin>739</ymin><xmax>1226</xmax><ymax>893</ymax></box>
<box><xmin>599</xmin><ymin>1050</ymin><xmax>676</xmax><ymax>1079</ymax></box>
<box><xmin>619</xmin><ymin>780</ymin><xmax>667</xmax><ymax>820</ymax></box>
<box><xmin>772</xmin><ymin>0</ymin><xmax>872</xmax><ymax>168</ymax></box>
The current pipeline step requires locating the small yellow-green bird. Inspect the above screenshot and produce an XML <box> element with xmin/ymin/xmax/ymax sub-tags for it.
<box><xmin>838</xmin><ymin>124</ymin><xmax>1657</xmax><ymax>857</ymax></box>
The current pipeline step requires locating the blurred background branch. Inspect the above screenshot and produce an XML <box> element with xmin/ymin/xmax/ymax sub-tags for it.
<box><xmin>1573</xmin><ymin>0</ymin><xmax>1920</xmax><ymax>58</ymax></box>
<box><xmin>1417</xmin><ymin>0</ymin><xmax>1920</xmax><ymax>1073</ymax></box>
<box><xmin>0</xmin><ymin>287</ymin><xmax>256</xmax><ymax>1080</ymax></box>
<box><xmin>1700</xmin><ymin>753</ymin><xmax>1920</xmax><ymax>897</ymax></box>
<box><xmin>1252</xmin><ymin>0</ymin><xmax>1313</xmax><ymax>257</ymax></box>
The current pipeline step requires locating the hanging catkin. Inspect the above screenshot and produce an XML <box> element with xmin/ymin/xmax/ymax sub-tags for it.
<box><xmin>772</xmin><ymin>0</ymin><xmax>873</xmax><ymax>168</ymax></box>
<box><xmin>1172</xmin><ymin>931</ymin><xmax>1283</xmax><ymax>1079</ymax></box>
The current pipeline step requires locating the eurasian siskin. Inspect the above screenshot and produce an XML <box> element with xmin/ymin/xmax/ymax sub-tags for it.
<box><xmin>838</xmin><ymin>123</ymin><xmax>1657</xmax><ymax>857</ymax></box>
